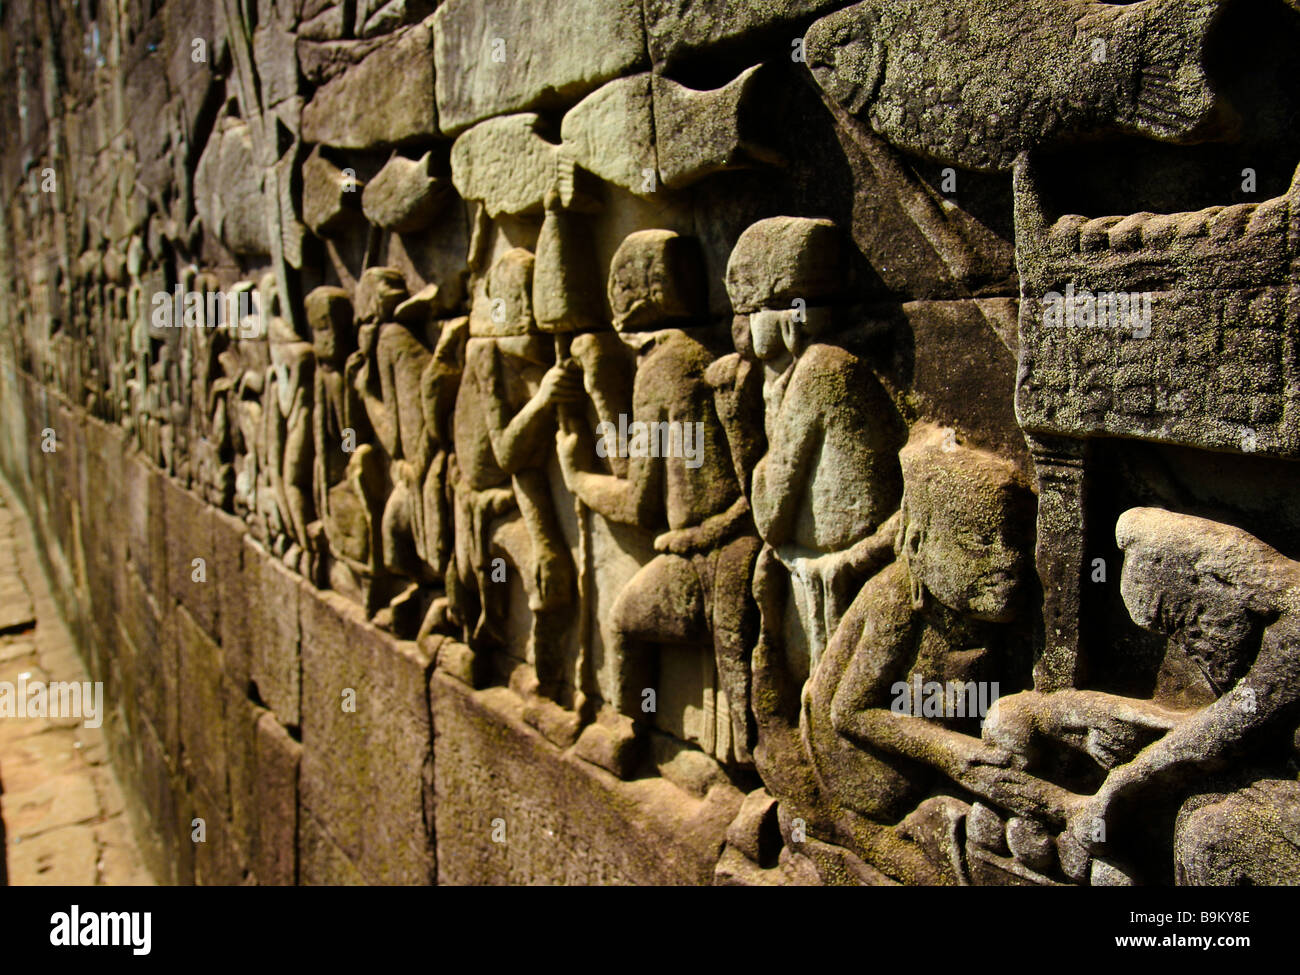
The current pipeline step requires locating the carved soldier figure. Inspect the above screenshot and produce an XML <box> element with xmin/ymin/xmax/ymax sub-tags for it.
<box><xmin>734</xmin><ymin>217</ymin><xmax>906</xmax><ymax>675</ymax></box>
<box><xmin>558</xmin><ymin>229</ymin><xmax>759</xmax><ymax>775</ymax></box>
<box><xmin>265</xmin><ymin>313</ymin><xmax>316</xmax><ymax>574</ymax></box>
<box><xmin>306</xmin><ymin>285</ymin><xmax>378</xmax><ymax>598</ymax></box>
<box><xmin>722</xmin><ymin>217</ymin><xmax>906</xmax><ymax>802</ymax></box>
<box><xmin>348</xmin><ymin>268</ymin><xmax>438</xmax><ymax>591</ymax></box>
<box><xmin>449</xmin><ymin>248</ymin><xmax>580</xmax><ymax>698</ymax></box>
<box><xmin>338</xmin><ymin>266</ymin><xmax>426</xmax><ymax>622</ymax></box>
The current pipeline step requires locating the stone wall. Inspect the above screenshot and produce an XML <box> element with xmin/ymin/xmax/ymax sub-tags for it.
<box><xmin>0</xmin><ymin>368</ymin><xmax>740</xmax><ymax>884</ymax></box>
<box><xmin>3</xmin><ymin>0</ymin><xmax>1300</xmax><ymax>885</ymax></box>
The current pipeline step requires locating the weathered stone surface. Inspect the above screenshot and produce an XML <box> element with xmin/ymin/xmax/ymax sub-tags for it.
<box><xmin>303</xmin><ymin>147</ymin><xmax>363</xmax><ymax>237</ymax></box>
<box><xmin>297</xmin><ymin>36</ymin><xmax>389</xmax><ymax>84</ymax></box>
<box><xmin>433</xmin><ymin>675</ymin><xmax>742</xmax><ymax>884</ymax></box>
<box><xmin>560</xmin><ymin>75</ymin><xmax>656</xmax><ymax>196</ymax></box>
<box><xmin>299</xmin><ymin>808</ymin><xmax>367</xmax><ymax>885</ymax></box>
<box><xmin>214</xmin><ymin>510</ymin><xmax>252</xmax><ymax>695</ymax></box>
<box><xmin>120</xmin><ymin>569</ymin><xmax>179</xmax><ymax>760</ymax></box>
<box><xmin>248</xmin><ymin>538</ymin><xmax>302</xmax><ymax>728</ymax></box>
<box><xmin>254</xmin><ymin>23</ymin><xmax>301</xmax><ymax>108</ymax></box>
<box><xmin>432</xmin><ymin>0</ymin><xmax>647</xmax><ymax>135</ymax></box>
<box><xmin>165</xmin><ymin>476</ymin><xmax>218</xmax><ymax>635</ymax></box>
<box><xmin>644</xmin><ymin>0</ymin><xmax>847</xmax><ymax>66</ymax></box>
<box><xmin>254</xmin><ymin>712</ymin><xmax>301</xmax><ymax>885</ymax></box>
<box><xmin>194</xmin><ymin>117</ymin><xmax>271</xmax><ymax>257</ymax></box>
<box><xmin>653</xmin><ymin>66</ymin><xmax>783</xmax><ymax>189</ymax></box>
<box><xmin>8</xmin><ymin>0</ymin><xmax>1300</xmax><ymax>892</ymax></box>
<box><xmin>6</xmin><ymin>824</ymin><xmax>100</xmax><ymax>885</ymax></box>
<box><xmin>888</xmin><ymin>299</ymin><xmax>1027</xmax><ymax>466</ymax></box>
<box><xmin>806</xmin><ymin>0</ymin><xmax>1224</xmax><ymax>172</ymax></box>
<box><xmin>451</xmin><ymin>114</ymin><xmax>560</xmax><ymax>218</ymax></box>
<box><xmin>300</xmin><ymin>586</ymin><xmax>434</xmax><ymax>884</ymax></box>
<box><xmin>301</xmin><ymin>21</ymin><xmax>438</xmax><ymax>148</ymax></box>
<box><xmin>356</xmin><ymin>0</ymin><xmax>435</xmax><ymax>38</ymax></box>
<box><xmin>362</xmin><ymin>152</ymin><xmax>450</xmax><ymax>232</ymax></box>
<box><xmin>191</xmin><ymin>786</ymin><xmax>249</xmax><ymax>886</ymax></box>
<box><xmin>299</xmin><ymin>2</ymin><xmax>349</xmax><ymax>41</ymax></box>
<box><xmin>224</xmin><ymin>692</ymin><xmax>266</xmax><ymax>869</ymax></box>
<box><xmin>177</xmin><ymin>604</ymin><xmax>229</xmax><ymax>814</ymax></box>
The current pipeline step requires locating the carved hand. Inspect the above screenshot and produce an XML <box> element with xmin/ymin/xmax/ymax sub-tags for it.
<box><xmin>556</xmin><ymin>429</ymin><xmax>582</xmax><ymax>485</ymax></box>
<box><xmin>1067</xmin><ymin>792</ymin><xmax>1114</xmax><ymax>855</ymax></box>
<box><xmin>539</xmin><ymin>360</ymin><xmax>583</xmax><ymax>406</ymax></box>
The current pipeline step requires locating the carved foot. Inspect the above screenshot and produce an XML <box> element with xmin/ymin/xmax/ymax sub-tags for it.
<box><xmin>573</xmin><ymin>712</ymin><xmax>641</xmax><ymax>778</ymax></box>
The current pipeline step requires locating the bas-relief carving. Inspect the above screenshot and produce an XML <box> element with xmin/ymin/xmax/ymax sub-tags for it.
<box><xmin>558</xmin><ymin>228</ymin><xmax>758</xmax><ymax>774</ymax></box>
<box><xmin>4</xmin><ymin>0</ymin><xmax>1299</xmax><ymax>886</ymax></box>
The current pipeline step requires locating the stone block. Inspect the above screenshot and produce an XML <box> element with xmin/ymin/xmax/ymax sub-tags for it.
<box><xmin>214</xmin><ymin>509</ymin><xmax>251</xmax><ymax>692</ymax></box>
<box><xmin>165</xmin><ymin>479</ymin><xmax>218</xmax><ymax>635</ymax></box>
<box><xmin>177</xmin><ymin>604</ymin><xmax>228</xmax><ymax>815</ymax></box>
<box><xmin>247</xmin><ymin>537</ymin><xmax>302</xmax><ymax>727</ymax></box>
<box><xmin>303</xmin><ymin>147</ymin><xmax>363</xmax><ymax>237</ymax></box>
<box><xmin>361</xmin><ymin>151</ymin><xmax>450</xmax><ymax>233</ymax></box>
<box><xmin>120</xmin><ymin>567</ymin><xmax>179</xmax><ymax>761</ymax></box>
<box><xmin>894</xmin><ymin>299</ymin><xmax>1028</xmax><ymax>468</ymax></box>
<box><xmin>302</xmin><ymin>20</ymin><xmax>437</xmax><ymax>148</ymax></box>
<box><xmin>299</xmin><ymin>808</ymin><xmax>367</xmax><ymax>885</ymax></box>
<box><xmin>450</xmin><ymin>114</ymin><xmax>559</xmax><ymax>218</ymax></box>
<box><xmin>560</xmin><ymin>74</ymin><xmax>656</xmax><ymax>196</ymax></box>
<box><xmin>431</xmin><ymin>674</ymin><xmax>741</xmax><ymax>885</ymax></box>
<box><xmin>225</xmin><ymin>692</ymin><xmax>267</xmax><ymax>865</ymax></box>
<box><xmin>300</xmin><ymin>586</ymin><xmax>434</xmax><ymax>884</ymax></box>
<box><xmin>191</xmin><ymin>784</ymin><xmax>250</xmax><ymax>886</ymax></box>
<box><xmin>254</xmin><ymin>711</ymin><xmax>302</xmax><ymax>886</ymax></box>
<box><xmin>432</xmin><ymin>0</ymin><xmax>646</xmax><ymax>135</ymax></box>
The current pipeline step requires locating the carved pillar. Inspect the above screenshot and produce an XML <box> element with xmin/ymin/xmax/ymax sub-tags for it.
<box><xmin>1028</xmin><ymin>433</ymin><xmax>1089</xmax><ymax>692</ymax></box>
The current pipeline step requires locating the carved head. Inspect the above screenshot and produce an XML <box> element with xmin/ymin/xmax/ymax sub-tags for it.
<box><xmin>1116</xmin><ymin>507</ymin><xmax>1293</xmax><ymax>688</ymax></box>
<box><xmin>305</xmin><ymin>286</ymin><xmax>355</xmax><ymax>369</ymax></box>
<box><xmin>607</xmin><ymin>230</ymin><xmax>705</xmax><ymax>332</ymax></box>
<box><xmin>726</xmin><ymin>217</ymin><xmax>842</xmax><ymax>311</ymax></box>
<box><xmin>472</xmin><ymin>247</ymin><xmax>537</xmax><ymax>337</ymax></box>
<box><xmin>356</xmin><ymin>267</ymin><xmax>408</xmax><ymax>325</ymax></box>
<box><xmin>726</xmin><ymin>217</ymin><xmax>842</xmax><ymax>359</ymax></box>
<box><xmin>897</xmin><ymin>425</ymin><xmax>1034</xmax><ymax>622</ymax></box>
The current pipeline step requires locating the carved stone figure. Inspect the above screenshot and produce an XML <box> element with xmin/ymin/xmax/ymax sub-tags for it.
<box><xmin>984</xmin><ymin>508</ymin><xmax>1300</xmax><ymax>885</ymax></box>
<box><xmin>265</xmin><ymin>314</ymin><xmax>316</xmax><ymax>575</ymax></box>
<box><xmin>805</xmin><ymin>0</ymin><xmax>1227</xmax><ymax>173</ymax></box>
<box><xmin>449</xmin><ymin>248</ymin><xmax>580</xmax><ymax>699</ymax></box>
<box><xmin>336</xmin><ymin>266</ymin><xmax>424</xmax><ymax>621</ymax></box>
<box><xmin>8</xmin><ymin>0</ymin><xmax>1300</xmax><ymax>889</ymax></box>
<box><xmin>730</xmin><ymin>216</ymin><xmax>906</xmax><ymax>688</ymax></box>
<box><xmin>800</xmin><ymin>425</ymin><xmax>1036</xmax><ymax>877</ymax></box>
<box><xmin>307</xmin><ymin>285</ymin><xmax>373</xmax><ymax>596</ymax></box>
<box><xmin>558</xmin><ymin>229</ymin><xmax>759</xmax><ymax>775</ymax></box>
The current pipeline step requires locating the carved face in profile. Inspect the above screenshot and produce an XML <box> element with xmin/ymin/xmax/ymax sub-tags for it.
<box><xmin>748</xmin><ymin>309</ymin><xmax>787</xmax><ymax>361</ymax></box>
<box><xmin>305</xmin><ymin>286</ymin><xmax>354</xmax><ymax>369</ymax></box>
<box><xmin>728</xmin><ymin>217</ymin><xmax>843</xmax><ymax>363</ymax></box>
<box><xmin>356</xmin><ymin>267</ymin><xmax>408</xmax><ymax>325</ymax></box>
<box><xmin>898</xmin><ymin>427</ymin><xmax>1033</xmax><ymax>622</ymax></box>
<box><xmin>1116</xmin><ymin>508</ymin><xmax>1281</xmax><ymax>689</ymax></box>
